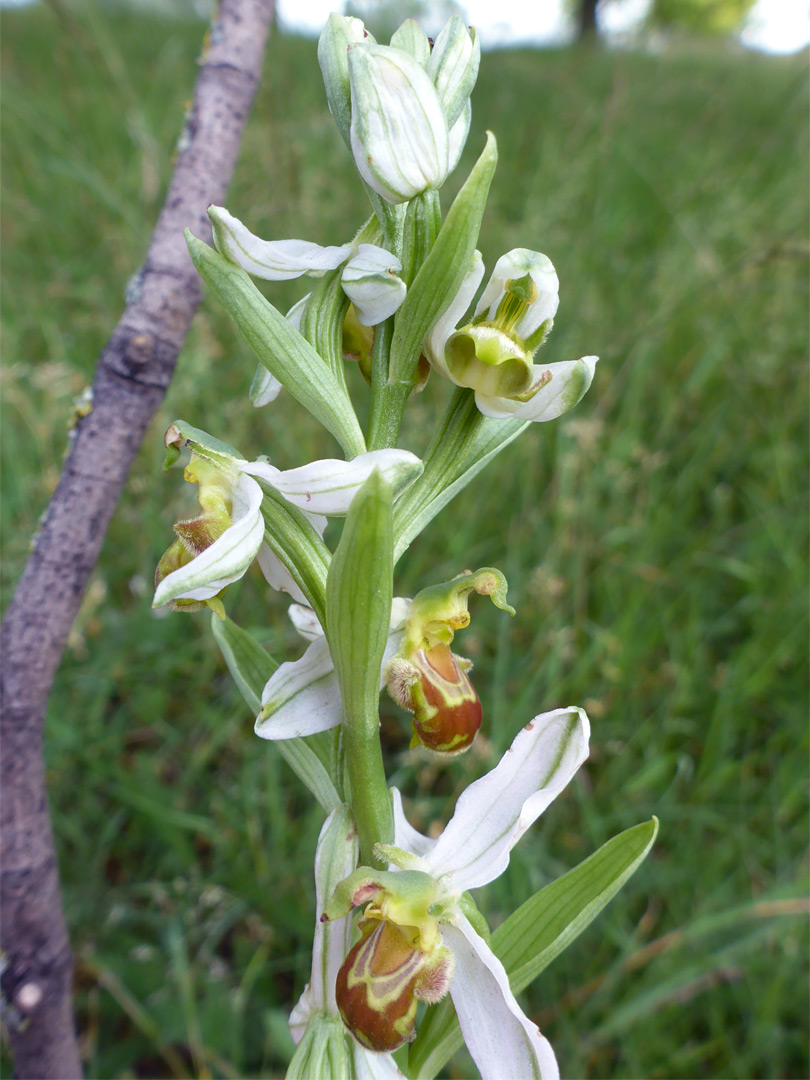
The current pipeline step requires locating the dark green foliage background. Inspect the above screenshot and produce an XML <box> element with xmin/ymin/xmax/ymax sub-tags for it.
<box><xmin>2</xmin><ymin>6</ymin><xmax>807</xmax><ymax>1077</ymax></box>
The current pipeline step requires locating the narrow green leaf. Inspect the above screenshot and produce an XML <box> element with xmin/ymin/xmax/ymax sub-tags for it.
<box><xmin>211</xmin><ymin>614</ymin><xmax>341</xmax><ymax>813</ymax></box>
<box><xmin>326</xmin><ymin>471</ymin><xmax>394</xmax><ymax>863</ymax></box>
<box><xmin>258</xmin><ymin>483</ymin><xmax>332</xmax><ymax>629</ymax></box>
<box><xmin>388</xmin><ymin>133</ymin><xmax>497</xmax><ymax>390</ymax></box>
<box><xmin>299</xmin><ymin>267</ymin><xmax>351</xmax><ymax>391</ymax></box>
<box><xmin>186</xmin><ymin>231</ymin><xmax>366</xmax><ymax>458</ymax></box>
<box><xmin>393</xmin><ymin>389</ymin><xmax>528</xmax><ymax>560</ymax></box>
<box><xmin>408</xmin><ymin>817</ymin><xmax>659</xmax><ymax>1080</ymax></box>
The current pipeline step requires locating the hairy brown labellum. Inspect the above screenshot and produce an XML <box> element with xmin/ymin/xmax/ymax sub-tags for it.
<box><xmin>336</xmin><ymin>919</ymin><xmax>452</xmax><ymax>1052</ymax></box>
<box><xmin>388</xmin><ymin>643</ymin><xmax>482</xmax><ymax>754</ymax></box>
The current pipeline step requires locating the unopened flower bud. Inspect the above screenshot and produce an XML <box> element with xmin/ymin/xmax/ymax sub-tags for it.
<box><xmin>426</xmin><ymin>16</ymin><xmax>480</xmax><ymax>128</ymax></box>
<box><xmin>348</xmin><ymin>44</ymin><xmax>450</xmax><ymax>204</ymax></box>
<box><xmin>318</xmin><ymin>13</ymin><xmax>375</xmax><ymax>148</ymax></box>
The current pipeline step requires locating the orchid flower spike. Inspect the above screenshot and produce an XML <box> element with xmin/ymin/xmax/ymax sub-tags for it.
<box><xmin>385</xmin><ymin>568</ymin><xmax>514</xmax><ymax>755</ymax></box>
<box><xmin>426</xmin><ymin>248</ymin><xmax>598</xmax><ymax>421</ymax></box>
<box><xmin>254</xmin><ymin>567</ymin><xmax>512</xmax><ymax>753</ymax></box>
<box><xmin>288</xmin><ymin>806</ymin><xmax>405</xmax><ymax>1080</ymax></box>
<box><xmin>153</xmin><ymin>422</ymin><xmax>422</xmax><ymax>613</ymax></box>
<box><xmin>209</xmin><ymin>205</ymin><xmax>407</xmax><ymax>326</ymax></box>
<box><xmin>317</xmin><ymin>14</ymin><xmax>478</xmax><ymax>205</ymax></box>
<box><xmin>322</xmin><ymin>707</ymin><xmax>590</xmax><ymax>1077</ymax></box>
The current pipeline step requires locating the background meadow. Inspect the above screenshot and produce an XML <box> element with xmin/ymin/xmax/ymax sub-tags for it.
<box><xmin>2</xmin><ymin>4</ymin><xmax>808</xmax><ymax>1077</ymax></box>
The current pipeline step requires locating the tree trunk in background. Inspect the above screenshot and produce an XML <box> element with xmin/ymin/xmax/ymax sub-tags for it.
<box><xmin>578</xmin><ymin>0</ymin><xmax>600</xmax><ymax>39</ymax></box>
<box><xmin>0</xmin><ymin>1</ymin><xmax>274</xmax><ymax>1075</ymax></box>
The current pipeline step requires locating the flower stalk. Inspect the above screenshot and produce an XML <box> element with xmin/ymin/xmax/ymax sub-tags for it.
<box><xmin>145</xmin><ymin>14</ymin><xmax>661</xmax><ymax>1080</ymax></box>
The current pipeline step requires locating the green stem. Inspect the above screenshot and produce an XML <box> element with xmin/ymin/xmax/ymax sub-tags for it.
<box><xmin>367</xmin><ymin>191</ymin><xmax>442</xmax><ymax>451</ymax></box>
<box><xmin>367</xmin><ymin>377</ymin><xmax>411</xmax><ymax>451</ymax></box>
<box><xmin>325</xmin><ymin>472</ymin><xmax>395</xmax><ymax>867</ymax></box>
<box><xmin>341</xmin><ymin>722</ymin><xmax>393</xmax><ymax>868</ymax></box>
<box><xmin>367</xmin><ymin>318</ymin><xmax>396</xmax><ymax>449</ymax></box>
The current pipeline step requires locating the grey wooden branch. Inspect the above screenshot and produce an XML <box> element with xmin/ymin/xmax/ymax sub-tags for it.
<box><xmin>0</xmin><ymin>1</ymin><xmax>274</xmax><ymax>1075</ymax></box>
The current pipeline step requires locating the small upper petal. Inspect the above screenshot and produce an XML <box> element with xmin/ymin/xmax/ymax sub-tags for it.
<box><xmin>442</xmin><ymin>914</ymin><xmax>559</xmax><ymax>1080</ymax></box>
<box><xmin>423</xmin><ymin>707</ymin><xmax>590</xmax><ymax>891</ymax></box>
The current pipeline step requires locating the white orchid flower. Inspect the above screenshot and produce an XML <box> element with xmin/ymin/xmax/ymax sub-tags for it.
<box><xmin>321</xmin><ymin>707</ymin><xmax>590</xmax><ymax>1077</ymax></box>
<box><xmin>256</xmin><ymin>566</ymin><xmax>510</xmax><ymax>753</ymax></box>
<box><xmin>255</xmin><ymin>598</ymin><xmax>413</xmax><ymax>739</ymax></box>
<box><xmin>287</xmin><ymin>806</ymin><xmax>406</xmax><ymax>1080</ymax></box>
<box><xmin>426</xmin><ymin>248</ymin><xmax>598</xmax><ymax>421</ymax></box>
<box><xmin>209</xmin><ymin>205</ymin><xmax>406</xmax><ymax>326</ymax></box>
<box><xmin>153</xmin><ymin>423</ymin><xmax>422</xmax><ymax>613</ymax></box>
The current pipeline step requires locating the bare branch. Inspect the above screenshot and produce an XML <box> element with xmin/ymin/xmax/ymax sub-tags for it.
<box><xmin>0</xmin><ymin>1</ymin><xmax>274</xmax><ymax>1074</ymax></box>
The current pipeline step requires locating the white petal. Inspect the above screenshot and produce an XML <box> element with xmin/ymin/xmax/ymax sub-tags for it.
<box><xmin>288</xmin><ymin>603</ymin><xmax>324</xmax><ymax>641</ymax></box>
<box><xmin>255</xmin><ymin>543</ymin><xmax>308</xmax><ymax>605</ymax></box>
<box><xmin>389</xmin><ymin>596</ymin><xmax>412</xmax><ymax>630</ymax></box>
<box><xmin>244</xmin><ymin>449</ymin><xmax>422</xmax><ymax>516</ymax></box>
<box><xmin>153</xmin><ymin>474</ymin><xmax>264</xmax><ymax>606</ymax></box>
<box><xmin>425</xmin><ymin>707</ymin><xmax>590</xmax><ymax>891</ymax></box>
<box><xmin>352</xmin><ymin>1045</ymin><xmax>407</xmax><ymax>1080</ymax></box>
<box><xmin>442</xmin><ymin>914</ymin><xmax>559</xmax><ymax>1080</ymax></box>
<box><xmin>255</xmin><ymin>629</ymin><xmax>406</xmax><ymax>740</ymax></box>
<box><xmin>347</xmin><ymin>244</ymin><xmax>403</xmax><ymax>275</ymax></box>
<box><xmin>474</xmin><ymin>249</ymin><xmax>559</xmax><ymax>338</ymax></box>
<box><xmin>389</xmin><ymin>19</ymin><xmax>431</xmax><ymax>66</ymax></box>
<box><xmin>209</xmin><ymin>205</ymin><xmax>352</xmax><ymax>280</ymax></box>
<box><xmin>249</xmin><ymin>365</ymin><xmax>283</xmax><ymax>407</ymax></box>
<box><xmin>475</xmin><ymin>358</ymin><xmax>598</xmax><ymax>422</ymax></box>
<box><xmin>425</xmin><ymin>250</ymin><xmax>485</xmax><ymax>380</ymax></box>
<box><xmin>390</xmin><ymin>788</ymin><xmax>434</xmax><ymax>859</ymax></box>
<box><xmin>250</xmin><ymin>296</ymin><xmax>308</xmax><ymax>407</ymax></box>
<box><xmin>290</xmin><ymin>806</ymin><xmax>359</xmax><ymax>1042</ymax></box>
<box><xmin>342</xmin><ymin>245</ymin><xmax>407</xmax><ymax>326</ymax></box>
<box><xmin>447</xmin><ymin>99</ymin><xmax>471</xmax><ymax>174</ymax></box>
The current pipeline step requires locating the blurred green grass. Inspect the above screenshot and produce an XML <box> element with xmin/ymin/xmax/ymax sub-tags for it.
<box><xmin>2</xmin><ymin>5</ymin><xmax>808</xmax><ymax>1078</ymax></box>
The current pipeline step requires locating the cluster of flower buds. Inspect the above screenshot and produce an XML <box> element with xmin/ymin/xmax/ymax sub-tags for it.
<box><xmin>385</xmin><ymin>568</ymin><xmax>514</xmax><ymax>754</ymax></box>
<box><xmin>318</xmin><ymin>13</ymin><xmax>479</xmax><ymax>204</ymax></box>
